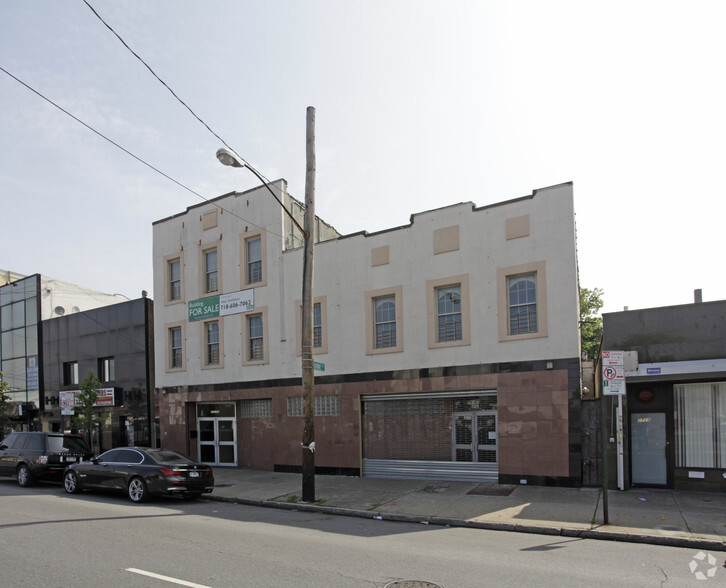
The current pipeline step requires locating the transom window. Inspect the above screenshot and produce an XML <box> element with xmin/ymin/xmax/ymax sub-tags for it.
<box><xmin>437</xmin><ymin>285</ymin><xmax>462</xmax><ymax>342</ymax></box>
<box><xmin>508</xmin><ymin>274</ymin><xmax>537</xmax><ymax>334</ymax></box>
<box><xmin>374</xmin><ymin>295</ymin><xmax>397</xmax><ymax>348</ymax></box>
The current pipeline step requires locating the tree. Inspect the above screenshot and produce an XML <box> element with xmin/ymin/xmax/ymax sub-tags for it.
<box><xmin>0</xmin><ymin>372</ymin><xmax>13</xmax><ymax>440</ymax></box>
<box><xmin>72</xmin><ymin>371</ymin><xmax>102</xmax><ymax>448</ymax></box>
<box><xmin>580</xmin><ymin>287</ymin><xmax>604</xmax><ymax>361</ymax></box>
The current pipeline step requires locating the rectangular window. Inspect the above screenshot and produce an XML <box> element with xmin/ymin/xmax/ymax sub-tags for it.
<box><xmin>241</xmin><ymin>231</ymin><xmax>266</xmax><ymax>288</ymax></box>
<box><xmin>675</xmin><ymin>383</ymin><xmax>726</xmax><ymax>468</ymax></box>
<box><xmin>313</xmin><ymin>303</ymin><xmax>322</xmax><ymax>348</ymax></box>
<box><xmin>374</xmin><ymin>295</ymin><xmax>397</xmax><ymax>348</ymax></box>
<box><xmin>247</xmin><ymin>237</ymin><xmax>262</xmax><ymax>284</ymax></box>
<box><xmin>508</xmin><ymin>274</ymin><xmax>537</xmax><ymax>334</ymax></box>
<box><xmin>205</xmin><ymin>249</ymin><xmax>218</xmax><ymax>294</ymax></box>
<box><xmin>63</xmin><ymin>361</ymin><xmax>79</xmax><ymax>386</ymax></box>
<box><xmin>206</xmin><ymin>321</ymin><xmax>220</xmax><ymax>365</ymax></box>
<box><xmin>169</xmin><ymin>259</ymin><xmax>181</xmax><ymax>301</ymax></box>
<box><xmin>437</xmin><ymin>285</ymin><xmax>462</xmax><ymax>342</ymax></box>
<box><xmin>287</xmin><ymin>395</ymin><xmax>340</xmax><ymax>417</ymax></box>
<box><xmin>169</xmin><ymin>327</ymin><xmax>183</xmax><ymax>369</ymax></box>
<box><xmin>296</xmin><ymin>298</ymin><xmax>327</xmax><ymax>356</ymax></box>
<box><xmin>248</xmin><ymin>315</ymin><xmax>263</xmax><ymax>361</ymax></box>
<box><xmin>240</xmin><ymin>399</ymin><xmax>273</xmax><ymax>419</ymax></box>
<box><xmin>98</xmin><ymin>357</ymin><xmax>115</xmax><ymax>382</ymax></box>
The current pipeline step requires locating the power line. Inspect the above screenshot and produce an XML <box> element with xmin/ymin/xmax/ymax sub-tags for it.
<box><xmin>82</xmin><ymin>0</ymin><xmax>238</xmax><ymax>160</ymax></box>
<box><xmin>80</xmin><ymin>0</ymin><xmax>297</xmax><ymax>217</ymax></box>
<box><xmin>0</xmin><ymin>65</ymin><xmax>286</xmax><ymax>240</ymax></box>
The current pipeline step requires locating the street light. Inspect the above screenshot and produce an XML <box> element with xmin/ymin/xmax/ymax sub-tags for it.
<box><xmin>215</xmin><ymin>147</ymin><xmax>307</xmax><ymax>238</ymax></box>
<box><xmin>216</xmin><ymin>107</ymin><xmax>316</xmax><ymax>502</ymax></box>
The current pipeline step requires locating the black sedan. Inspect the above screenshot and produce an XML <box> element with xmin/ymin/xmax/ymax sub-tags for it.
<box><xmin>63</xmin><ymin>447</ymin><xmax>214</xmax><ymax>503</ymax></box>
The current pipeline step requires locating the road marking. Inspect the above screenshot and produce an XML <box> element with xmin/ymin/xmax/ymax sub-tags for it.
<box><xmin>126</xmin><ymin>568</ymin><xmax>212</xmax><ymax>588</ymax></box>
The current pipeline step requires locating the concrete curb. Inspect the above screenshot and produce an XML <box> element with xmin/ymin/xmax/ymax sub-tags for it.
<box><xmin>204</xmin><ymin>495</ymin><xmax>726</xmax><ymax>552</ymax></box>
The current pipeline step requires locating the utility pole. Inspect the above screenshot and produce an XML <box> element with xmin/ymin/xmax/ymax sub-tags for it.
<box><xmin>301</xmin><ymin>106</ymin><xmax>316</xmax><ymax>502</ymax></box>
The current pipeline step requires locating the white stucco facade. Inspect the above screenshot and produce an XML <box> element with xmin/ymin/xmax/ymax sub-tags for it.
<box><xmin>153</xmin><ymin>182</ymin><xmax>580</xmax><ymax>388</ymax></box>
<box><xmin>152</xmin><ymin>181</ymin><xmax>582</xmax><ymax>484</ymax></box>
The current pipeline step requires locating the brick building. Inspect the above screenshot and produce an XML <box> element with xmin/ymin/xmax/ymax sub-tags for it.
<box><xmin>153</xmin><ymin>181</ymin><xmax>583</xmax><ymax>485</ymax></box>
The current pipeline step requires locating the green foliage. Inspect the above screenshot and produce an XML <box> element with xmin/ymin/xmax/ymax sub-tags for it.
<box><xmin>0</xmin><ymin>372</ymin><xmax>11</xmax><ymax>411</ymax></box>
<box><xmin>580</xmin><ymin>287</ymin><xmax>604</xmax><ymax>361</ymax></box>
<box><xmin>72</xmin><ymin>371</ymin><xmax>102</xmax><ymax>444</ymax></box>
<box><xmin>0</xmin><ymin>372</ymin><xmax>13</xmax><ymax>439</ymax></box>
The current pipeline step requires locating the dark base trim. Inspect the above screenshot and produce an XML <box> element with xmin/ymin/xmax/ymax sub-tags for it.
<box><xmin>162</xmin><ymin>357</ymin><xmax>581</xmax><ymax>395</ymax></box>
<box><xmin>274</xmin><ymin>464</ymin><xmax>361</xmax><ymax>477</ymax></box>
<box><xmin>499</xmin><ymin>474</ymin><xmax>581</xmax><ymax>488</ymax></box>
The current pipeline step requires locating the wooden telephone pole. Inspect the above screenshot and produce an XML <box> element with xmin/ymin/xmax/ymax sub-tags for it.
<box><xmin>301</xmin><ymin>106</ymin><xmax>316</xmax><ymax>502</ymax></box>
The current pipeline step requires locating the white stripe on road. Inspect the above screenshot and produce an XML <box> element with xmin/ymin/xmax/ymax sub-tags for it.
<box><xmin>126</xmin><ymin>568</ymin><xmax>212</xmax><ymax>588</ymax></box>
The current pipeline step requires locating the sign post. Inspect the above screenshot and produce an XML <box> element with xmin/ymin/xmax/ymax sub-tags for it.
<box><xmin>600</xmin><ymin>350</ymin><xmax>627</xmax><ymax>523</ymax></box>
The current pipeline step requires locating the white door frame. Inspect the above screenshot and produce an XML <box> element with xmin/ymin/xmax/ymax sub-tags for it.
<box><xmin>198</xmin><ymin>417</ymin><xmax>237</xmax><ymax>466</ymax></box>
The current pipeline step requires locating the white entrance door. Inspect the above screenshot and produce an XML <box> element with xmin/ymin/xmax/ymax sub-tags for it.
<box><xmin>198</xmin><ymin>418</ymin><xmax>237</xmax><ymax>466</ymax></box>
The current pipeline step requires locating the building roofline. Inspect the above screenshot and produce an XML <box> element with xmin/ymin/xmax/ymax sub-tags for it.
<box><xmin>336</xmin><ymin>182</ymin><xmax>573</xmax><ymax>241</ymax></box>
<box><xmin>152</xmin><ymin>179</ymin><xmax>292</xmax><ymax>226</ymax></box>
<box><xmin>603</xmin><ymin>298</ymin><xmax>726</xmax><ymax>317</ymax></box>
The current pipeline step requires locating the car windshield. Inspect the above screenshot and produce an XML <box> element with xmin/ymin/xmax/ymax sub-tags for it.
<box><xmin>47</xmin><ymin>435</ymin><xmax>90</xmax><ymax>453</ymax></box>
<box><xmin>144</xmin><ymin>449</ymin><xmax>193</xmax><ymax>464</ymax></box>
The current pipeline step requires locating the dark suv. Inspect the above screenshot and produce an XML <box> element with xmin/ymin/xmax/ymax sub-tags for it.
<box><xmin>0</xmin><ymin>432</ymin><xmax>93</xmax><ymax>487</ymax></box>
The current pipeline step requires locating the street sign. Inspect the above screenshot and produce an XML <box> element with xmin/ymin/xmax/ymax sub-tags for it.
<box><xmin>602</xmin><ymin>350</ymin><xmax>624</xmax><ymax>366</ymax></box>
<box><xmin>602</xmin><ymin>350</ymin><xmax>626</xmax><ymax>395</ymax></box>
<box><xmin>313</xmin><ymin>361</ymin><xmax>325</xmax><ymax>372</ymax></box>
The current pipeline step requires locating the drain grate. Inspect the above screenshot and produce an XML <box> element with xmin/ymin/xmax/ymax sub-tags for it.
<box><xmin>385</xmin><ymin>582</ymin><xmax>443</xmax><ymax>588</ymax></box>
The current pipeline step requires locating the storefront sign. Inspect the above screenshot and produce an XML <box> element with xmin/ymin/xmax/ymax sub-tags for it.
<box><xmin>188</xmin><ymin>289</ymin><xmax>254</xmax><ymax>322</ymax></box>
<box><xmin>60</xmin><ymin>388</ymin><xmax>117</xmax><ymax>415</ymax></box>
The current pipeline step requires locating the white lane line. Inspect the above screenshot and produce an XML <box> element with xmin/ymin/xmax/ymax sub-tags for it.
<box><xmin>126</xmin><ymin>568</ymin><xmax>212</xmax><ymax>588</ymax></box>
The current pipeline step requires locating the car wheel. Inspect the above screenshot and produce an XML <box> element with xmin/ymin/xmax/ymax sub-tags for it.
<box><xmin>128</xmin><ymin>476</ymin><xmax>149</xmax><ymax>503</ymax></box>
<box><xmin>17</xmin><ymin>464</ymin><xmax>33</xmax><ymax>487</ymax></box>
<box><xmin>64</xmin><ymin>470</ymin><xmax>81</xmax><ymax>494</ymax></box>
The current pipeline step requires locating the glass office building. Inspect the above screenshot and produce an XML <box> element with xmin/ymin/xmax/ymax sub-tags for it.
<box><xmin>0</xmin><ymin>274</ymin><xmax>42</xmax><ymax>429</ymax></box>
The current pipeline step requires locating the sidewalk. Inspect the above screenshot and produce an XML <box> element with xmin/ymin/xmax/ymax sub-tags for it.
<box><xmin>205</xmin><ymin>467</ymin><xmax>726</xmax><ymax>551</ymax></box>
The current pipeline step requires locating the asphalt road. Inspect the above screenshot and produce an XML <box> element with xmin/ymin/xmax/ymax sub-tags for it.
<box><xmin>0</xmin><ymin>479</ymin><xmax>722</xmax><ymax>587</ymax></box>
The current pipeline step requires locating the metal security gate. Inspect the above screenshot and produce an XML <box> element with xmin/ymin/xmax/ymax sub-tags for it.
<box><xmin>361</xmin><ymin>391</ymin><xmax>498</xmax><ymax>482</ymax></box>
<box><xmin>453</xmin><ymin>411</ymin><xmax>497</xmax><ymax>464</ymax></box>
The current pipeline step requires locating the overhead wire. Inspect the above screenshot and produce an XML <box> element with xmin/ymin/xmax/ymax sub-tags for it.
<box><xmin>0</xmin><ymin>65</ymin><xmax>288</xmax><ymax>241</ymax></box>
<box><xmin>80</xmin><ymin>0</ymin><xmax>305</xmax><ymax>246</ymax></box>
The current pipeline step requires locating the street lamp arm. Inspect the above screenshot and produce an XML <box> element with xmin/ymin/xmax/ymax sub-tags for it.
<box><xmin>216</xmin><ymin>148</ymin><xmax>308</xmax><ymax>239</ymax></box>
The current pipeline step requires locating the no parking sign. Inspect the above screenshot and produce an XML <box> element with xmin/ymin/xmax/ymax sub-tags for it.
<box><xmin>602</xmin><ymin>350</ymin><xmax>625</xmax><ymax>395</ymax></box>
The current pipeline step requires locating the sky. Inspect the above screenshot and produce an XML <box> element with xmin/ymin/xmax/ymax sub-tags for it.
<box><xmin>1</xmin><ymin>0</ymin><xmax>724</xmax><ymax>315</ymax></box>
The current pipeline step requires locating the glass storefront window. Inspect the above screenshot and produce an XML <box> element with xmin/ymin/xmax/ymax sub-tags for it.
<box><xmin>674</xmin><ymin>382</ymin><xmax>726</xmax><ymax>469</ymax></box>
